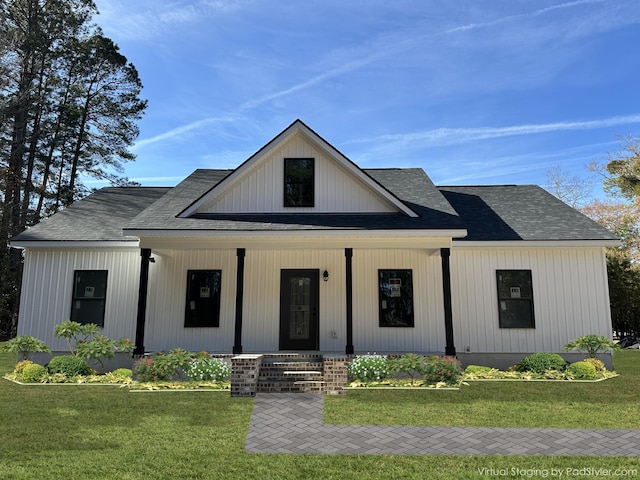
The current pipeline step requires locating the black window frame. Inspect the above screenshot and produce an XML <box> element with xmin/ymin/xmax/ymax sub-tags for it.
<box><xmin>378</xmin><ymin>269</ymin><xmax>414</xmax><ymax>327</ymax></box>
<box><xmin>283</xmin><ymin>157</ymin><xmax>314</xmax><ymax>207</ymax></box>
<box><xmin>184</xmin><ymin>270</ymin><xmax>222</xmax><ymax>328</ymax></box>
<box><xmin>496</xmin><ymin>269</ymin><xmax>535</xmax><ymax>328</ymax></box>
<box><xmin>70</xmin><ymin>270</ymin><xmax>108</xmax><ymax>327</ymax></box>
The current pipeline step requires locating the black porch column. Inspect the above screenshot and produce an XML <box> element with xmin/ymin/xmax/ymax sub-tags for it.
<box><xmin>134</xmin><ymin>248</ymin><xmax>152</xmax><ymax>356</ymax></box>
<box><xmin>233</xmin><ymin>248</ymin><xmax>246</xmax><ymax>354</ymax></box>
<box><xmin>345</xmin><ymin>248</ymin><xmax>354</xmax><ymax>355</ymax></box>
<box><xmin>441</xmin><ymin>247</ymin><xmax>456</xmax><ymax>356</ymax></box>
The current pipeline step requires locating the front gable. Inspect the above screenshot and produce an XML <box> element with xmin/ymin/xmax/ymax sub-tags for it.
<box><xmin>180</xmin><ymin>120</ymin><xmax>417</xmax><ymax>217</ymax></box>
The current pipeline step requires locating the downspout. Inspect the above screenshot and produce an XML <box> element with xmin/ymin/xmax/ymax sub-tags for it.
<box><xmin>233</xmin><ymin>248</ymin><xmax>246</xmax><ymax>354</ymax></box>
<box><xmin>441</xmin><ymin>248</ymin><xmax>456</xmax><ymax>356</ymax></box>
<box><xmin>345</xmin><ymin>248</ymin><xmax>354</xmax><ymax>355</ymax></box>
<box><xmin>134</xmin><ymin>248</ymin><xmax>152</xmax><ymax>356</ymax></box>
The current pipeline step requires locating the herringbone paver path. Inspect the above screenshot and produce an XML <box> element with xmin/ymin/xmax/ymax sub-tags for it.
<box><xmin>245</xmin><ymin>393</ymin><xmax>640</xmax><ymax>456</ymax></box>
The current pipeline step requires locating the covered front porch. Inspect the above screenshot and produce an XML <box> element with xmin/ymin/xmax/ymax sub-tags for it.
<box><xmin>131</xmin><ymin>234</ymin><xmax>458</xmax><ymax>357</ymax></box>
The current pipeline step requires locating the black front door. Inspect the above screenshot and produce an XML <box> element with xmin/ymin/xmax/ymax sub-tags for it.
<box><xmin>279</xmin><ymin>269</ymin><xmax>319</xmax><ymax>350</ymax></box>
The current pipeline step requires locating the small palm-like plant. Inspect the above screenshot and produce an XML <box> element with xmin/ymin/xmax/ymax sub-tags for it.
<box><xmin>563</xmin><ymin>334</ymin><xmax>620</xmax><ymax>358</ymax></box>
<box><xmin>0</xmin><ymin>336</ymin><xmax>50</xmax><ymax>361</ymax></box>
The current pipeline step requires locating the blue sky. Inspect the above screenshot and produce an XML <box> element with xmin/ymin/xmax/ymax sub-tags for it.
<box><xmin>92</xmin><ymin>0</ymin><xmax>640</xmax><ymax>197</ymax></box>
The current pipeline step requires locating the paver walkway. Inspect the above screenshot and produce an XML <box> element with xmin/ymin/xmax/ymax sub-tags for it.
<box><xmin>245</xmin><ymin>393</ymin><xmax>640</xmax><ymax>456</ymax></box>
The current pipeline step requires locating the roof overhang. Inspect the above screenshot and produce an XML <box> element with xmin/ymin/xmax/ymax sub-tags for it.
<box><xmin>453</xmin><ymin>239</ymin><xmax>621</xmax><ymax>248</ymax></box>
<box><xmin>9</xmin><ymin>240</ymin><xmax>140</xmax><ymax>249</ymax></box>
<box><xmin>129</xmin><ymin>229</ymin><xmax>467</xmax><ymax>251</ymax></box>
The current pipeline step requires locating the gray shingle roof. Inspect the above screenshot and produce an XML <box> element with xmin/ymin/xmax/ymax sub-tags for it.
<box><xmin>10</xmin><ymin>187</ymin><xmax>170</xmax><ymax>243</ymax></box>
<box><xmin>122</xmin><ymin>168</ymin><xmax>464</xmax><ymax>232</ymax></box>
<box><xmin>10</xmin><ymin>170</ymin><xmax>618</xmax><ymax>244</ymax></box>
<box><xmin>438</xmin><ymin>185</ymin><xmax>618</xmax><ymax>241</ymax></box>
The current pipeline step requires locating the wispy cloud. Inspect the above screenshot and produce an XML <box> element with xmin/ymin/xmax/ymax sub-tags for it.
<box><xmin>131</xmin><ymin>0</ymin><xmax>623</xmax><ymax>151</ymax></box>
<box><xmin>345</xmin><ymin>114</ymin><xmax>640</xmax><ymax>148</ymax></box>
<box><xmin>133</xmin><ymin>115</ymin><xmax>243</xmax><ymax>150</ymax></box>
<box><xmin>95</xmin><ymin>0</ymin><xmax>251</xmax><ymax>41</ymax></box>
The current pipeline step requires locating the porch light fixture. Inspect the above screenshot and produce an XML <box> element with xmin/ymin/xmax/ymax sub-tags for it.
<box><xmin>323</xmin><ymin>270</ymin><xmax>329</xmax><ymax>282</ymax></box>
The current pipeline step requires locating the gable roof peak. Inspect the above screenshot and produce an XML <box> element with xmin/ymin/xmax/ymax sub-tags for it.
<box><xmin>178</xmin><ymin>120</ymin><xmax>419</xmax><ymax>218</ymax></box>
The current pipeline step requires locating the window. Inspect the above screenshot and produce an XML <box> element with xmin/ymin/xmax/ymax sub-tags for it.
<box><xmin>496</xmin><ymin>270</ymin><xmax>535</xmax><ymax>328</ymax></box>
<box><xmin>70</xmin><ymin>270</ymin><xmax>108</xmax><ymax>327</ymax></box>
<box><xmin>185</xmin><ymin>270</ymin><xmax>221</xmax><ymax>327</ymax></box>
<box><xmin>378</xmin><ymin>269</ymin><xmax>414</xmax><ymax>327</ymax></box>
<box><xmin>284</xmin><ymin>158</ymin><xmax>314</xmax><ymax>207</ymax></box>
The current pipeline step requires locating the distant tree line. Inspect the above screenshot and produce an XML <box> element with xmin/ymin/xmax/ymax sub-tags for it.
<box><xmin>547</xmin><ymin>135</ymin><xmax>640</xmax><ymax>339</ymax></box>
<box><xmin>0</xmin><ymin>0</ymin><xmax>146</xmax><ymax>339</ymax></box>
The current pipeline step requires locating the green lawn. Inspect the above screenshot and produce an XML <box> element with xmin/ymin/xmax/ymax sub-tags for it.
<box><xmin>0</xmin><ymin>350</ymin><xmax>638</xmax><ymax>479</ymax></box>
<box><xmin>325</xmin><ymin>350</ymin><xmax>640</xmax><ymax>429</ymax></box>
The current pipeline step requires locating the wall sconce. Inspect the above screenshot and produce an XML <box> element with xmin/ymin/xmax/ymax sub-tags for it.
<box><xmin>323</xmin><ymin>270</ymin><xmax>329</xmax><ymax>282</ymax></box>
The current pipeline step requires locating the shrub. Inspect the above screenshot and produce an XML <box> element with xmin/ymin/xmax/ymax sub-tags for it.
<box><xmin>568</xmin><ymin>361</ymin><xmax>597</xmax><ymax>380</ymax></box>
<box><xmin>110</xmin><ymin>368</ymin><xmax>133</xmax><ymax>379</ymax></box>
<box><xmin>134</xmin><ymin>355</ymin><xmax>173</xmax><ymax>382</ymax></box>
<box><xmin>47</xmin><ymin>355</ymin><xmax>90</xmax><ymax>377</ymax></box>
<box><xmin>149</xmin><ymin>348</ymin><xmax>192</xmax><ymax>379</ymax></box>
<box><xmin>563</xmin><ymin>334</ymin><xmax>620</xmax><ymax>358</ymax></box>
<box><xmin>21</xmin><ymin>363</ymin><xmax>47</xmax><ymax>382</ymax></box>
<box><xmin>348</xmin><ymin>354</ymin><xmax>390</xmax><ymax>383</ymax></box>
<box><xmin>185</xmin><ymin>357</ymin><xmax>230</xmax><ymax>382</ymax></box>
<box><xmin>75</xmin><ymin>335</ymin><xmax>134</xmax><ymax>372</ymax></box>
<box><xmin>516</xmin><ymin>353</ymin><xmax>567</xmax><ymax>374</ymax></box>
<box><xmin>388</xmin><ymin>353</ymin><xmax>429</xmax><ymax>385</ymax></box>
<box><xmin>424</xmin><ymin>356</ymin><xmax>463</xmax><ymax>385</ymax></box>
<box><xmin>54</xmin><ymin>320</ymin><xmax>99</xmax><ymax>356</ymax></box>
<box><xmin>464</xmin><ymin>365</ymin><xmax>494</xmax><ymax>374</ymax></box>
<box><xmin>0</xmin><ymin>335</ymin><xmax>50</xmax><ymax>361</ymax></box>
<box><xmin>14</xmin><ymin>360</ymin><xmax>35</xmax><ymax>375</ymax></box>
<box><xmin>582</xmin><ymin>357</ymin><xmax>605</xmax><ymax>372</ymax></box>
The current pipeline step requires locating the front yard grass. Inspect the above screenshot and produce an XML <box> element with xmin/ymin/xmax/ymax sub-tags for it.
<box><xmin>0</xmin><ymin>349</ymin><xmax>639</xmax><ymax>479</ymax></box>
<box><xmin>325</xmin><ymin>350</ymin><xmax>640</xmax><ymax>429</ymax></box>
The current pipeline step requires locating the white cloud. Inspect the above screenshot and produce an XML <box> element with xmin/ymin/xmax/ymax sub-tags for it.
<box><xmin>345</xmin><ymin>114</ymin><xmax>640</xmax><ymax>149</ymax></box>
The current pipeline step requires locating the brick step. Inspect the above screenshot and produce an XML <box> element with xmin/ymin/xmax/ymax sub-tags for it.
<box><xmin>257</xmin><ymin>379</ymin><xmax>325</xmax><ymax>393</ymax></box>
<box><xmin>283</xmin><ymin>370</ymin><xmax>323</xmax><ymax>376</ymax></box>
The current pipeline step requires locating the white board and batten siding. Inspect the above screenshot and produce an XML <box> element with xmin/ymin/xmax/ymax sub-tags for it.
<box><xmin>198</xmin><ymin>132</ymin><xmax>396</xmax><ymax>214</ymax></box>
<box><xmin>17</xmin><ymin>248</ymin><xmax>141</xmax><ymax>351</ymax></box>
<box><xmin>142</xmin><ymin>247</ymin><xmax>446</xmax><ymax>354</ymax></box>
<box><xmin>450</xmin><ymin>246</ymin><xmax>612</xmax><ymax>355</ymax></box>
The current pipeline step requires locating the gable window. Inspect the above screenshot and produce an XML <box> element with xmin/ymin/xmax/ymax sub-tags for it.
<box><xmin>284</xmin><ymin>158</ymin><xmax>314</xmax><ymax>207</ymax></box>
<box><xmin>71</xmin><ymin>270</ymin><xmax>108</xmax><ymax>327</ymax></box>
<box><xmin>378</xmin><ymin>269</ymin><xmax>414</xmax><ymax>327</ymax></box>
<box><xmin>496</xmin><ymin>270</ymin><xmax>535</xmax><ymax>328</ymax></box>
<box><xmin>185</xmin><ymin>270</ymin><xmax>221</xmax><ymax>327</ymax></box>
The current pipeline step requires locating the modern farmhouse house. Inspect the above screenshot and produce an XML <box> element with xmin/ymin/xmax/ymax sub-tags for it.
<box><xmin>11</xmin><ymin>120</ymin><xmax>619</xmax><ymax>368</ymax></box>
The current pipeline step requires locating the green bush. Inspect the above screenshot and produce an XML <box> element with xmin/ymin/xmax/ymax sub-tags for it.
<box><xmin>149</xmin><ymin>348</ymin><xmax>192</xmax><ymax>379</ymax></box>
<box><xmin>516</xmin><ymin>353</ymin><xmax>567</xmax><ymax>374</ymax></box>
<box><xmin>0</xmin><ymin>335</ymin><xmax>50</xmax><ymax>361</ymax></box>
<box><xmin>110</xmin><ymin>368</ymin><xmax>133</xmax><ymax>379</ymax></box>
<box><xmin>47</xmin><ymin>355</ymin><xmax>90</xmax><ymax>377</ymax></box>
<box><xmin>185</xmin><ymin>357</ymin><xmax>230</xmax><ymax>382</ymax></box>
<box><xmin>464</xmin><ymin>365</ymin><xmax>494</xmax><ymax>374</ymax></box>
<box><xmin>388</xmin><ymin>354</ymin><xmax>429</xmax><ymax>385</ymax></box>
<box><xmin>424</xmin><ymin>356</ymin><xmax>463</xmax><ymax>385</ymax></box>
<box><xmin>134</xmin><ymin>355</ymin><xmax>173</xmax><ymax>382</ymax></box>
<box><xmin>21</xmin><ymin>363</ymin><xmax>47</xmax><ymax>382</ymax></box>
<box><xmin>563</xmin><ymin>334</ymin><xmax>620</xmax><ymax>358</ymax></box>
<box><xmin>348</xmin><ymin>354</ymin><xmax>390</xmax><ymax>383</ymax></box>
<box><xmin>582</xmin><ymin>357</ymin><xmax>605</xmax><ymax>372</ymax></box>
<box><xmin>568</xmin><ymin>361</ymin><xmax>597</xmax><ymax>380</ymax></box>
<box><xmin>14</xmin><ymin>360</ymin><xmax>35</xmax><ymax>375</ymax></box>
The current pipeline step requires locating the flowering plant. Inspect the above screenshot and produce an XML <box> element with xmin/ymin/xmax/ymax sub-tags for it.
<box><xmin>423</xmin><ymin>356</ymin><xmax>462</xmax><ymax>385</ymax></box>
<box><xmin>348</xmin><ymin>354</ymin><xmax>390</xmax><ymax>383</ymax></box>
<box><xmin>134</xmin><ymin>354</ymin><xmax>173</xmax><ymax>382</ymax></box>
<box><xmin>185</xmin><ymin>356</ymin><xmax>230</xmax><ymax>382</ymax></box>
